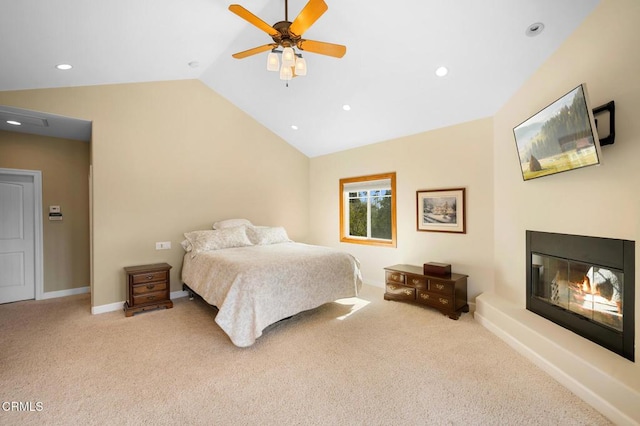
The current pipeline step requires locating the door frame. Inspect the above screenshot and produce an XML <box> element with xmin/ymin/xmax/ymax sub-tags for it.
<box><xmin>0</xmin><ymin>167</ymin><xmax>44</xmax><ymax>300</ymax></box>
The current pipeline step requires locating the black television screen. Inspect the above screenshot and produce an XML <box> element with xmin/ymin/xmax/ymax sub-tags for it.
<box><xmin>513</xmin><ymin>83</ymin><xmax>602</xmax><ymax>181</ymax></box>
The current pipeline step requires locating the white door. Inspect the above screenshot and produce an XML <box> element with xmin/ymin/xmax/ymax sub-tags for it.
<box><xmin>0</xmin><ymin>172</ymin><xmax>36</xmax><ymax>303</ymax></box>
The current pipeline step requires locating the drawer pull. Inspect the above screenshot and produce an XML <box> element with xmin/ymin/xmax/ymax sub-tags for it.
<box><xmin>388</xmin><ymin>284</ymin><xmax>397</xmax><ymax>291</ymax></box>
<box><xmin>146</xmin><ymin>284</ymin><xmax>155</xmax><ymax>290</ymax></box>
<box><xmin>439</xmin><ymin>298</ymin><xmax>449</xmax><ymax>305</ymax></box>
<box><xmin>420</xmin><ymin>293</ymin><xmax>430</xmax><ymax>300</ymax></box>
<box><xmin>146</xmin><ymin>275</ymin><xmax>154</xmax><ymax>280</ymax></box>
<box><xmin>391</xmin><ymin>274</ymin><xmax>399</xmax><ymax>281</ymax></box>
<box><xmin>412</xmin><ymin>278</ymin><xmax>420</xmax><ymax>285</ymax></box>
<box><xmin>404</xmin><ymin>290</ymin><xmax>412</xmax><ymax>296</ymax></box>
<box><xmin>146</xmin><ymin>295</ymin><xmax>156</xmax><ymax>300</ymax></box>
<box><xmin>435</xmin><ymin>284</ymin><xmax>445</xmax><ymax>290</ymax></box>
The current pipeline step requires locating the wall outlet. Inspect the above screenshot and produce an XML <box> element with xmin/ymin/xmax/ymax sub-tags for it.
<box><xmin>155</xmin><ymin>241</ymin><xmax>171</xmax><ymax>250</ymax></box>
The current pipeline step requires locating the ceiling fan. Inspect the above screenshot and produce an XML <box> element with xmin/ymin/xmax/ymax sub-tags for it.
<box><xmin>229</xmin><ymin>0</ymin><xmax>346</xmax><ymax>79</ymax></box>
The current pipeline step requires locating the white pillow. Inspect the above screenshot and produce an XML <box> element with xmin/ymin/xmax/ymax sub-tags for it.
<box><xmin>246</xmin><ymin>226</ymin><xmax>292</xmax><ymax>245</ymax></box>
<box><xmin>183</xmin><ymin>227</ymin><xmax>253</xmax><ymax>257</ymax></box>
<box><xmin>212</xmin><ymin>218</ymin><xmax>253</xmax><ymax>230</ymax></box>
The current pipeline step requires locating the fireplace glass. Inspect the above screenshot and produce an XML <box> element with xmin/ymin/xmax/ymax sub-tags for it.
<box><xmin>532</xmin><ymin>254</ymin><xmax>623</xmax><ymax>332</ymax></box>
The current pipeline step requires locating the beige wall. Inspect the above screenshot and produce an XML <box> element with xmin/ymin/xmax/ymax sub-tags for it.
<box><xmin>0</xmin><ymin>131</ymin><xmax>90</xmax><ymax>292</ymax></box>
<box><xmin>0</xmin><ymin>80</ymin><xmax>309</xmax><ymax>307</ymax></box>
<box><xmin>309</xmin><ymin>117</ymin><xmax>494</xmax><ymax>302</ymax></box>
<box><xmin>492</xmin><ymin>0</ymin><xmax>640</xmax><ymax>416</ymax></box>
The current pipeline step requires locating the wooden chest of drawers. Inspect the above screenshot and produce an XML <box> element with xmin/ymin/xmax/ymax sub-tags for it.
<box><xmin>123</xmin><ymin>263</ymin><xmax>173</xmax><ymax>317</ymax></box>
<box><xmin>384</xmin><ymin>264</ymin><xmax>468</xmax><ymax>319</ymax></box>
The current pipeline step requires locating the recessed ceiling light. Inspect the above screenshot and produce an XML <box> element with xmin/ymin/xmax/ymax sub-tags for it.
<box><xmin>526</xmin><ymin>22</ymin><xmax>545</xmax><ymax>37</ymax></box>
<box><xmin>55</xmin><ymin>64</ymin><xmax>73</xmax><ymax>70</ymax></box>
<box><xmin>291</xmin><ymin>125</ymin><xmax>298</xmax><ymax>130</ymax></box>
<box><xmin>6</xmin><ymin>120</ymin><xmax>22</xmax><ymax>126</ymax></box>
<box><xmin>342</xmin><ymin>104</ymin><xmax>351</xmax><ymax>111</ymax></box>
<box><xmin>435</xmin><ymin>66</ymin><xmax>448</xmax><ymax>77</ymax></box>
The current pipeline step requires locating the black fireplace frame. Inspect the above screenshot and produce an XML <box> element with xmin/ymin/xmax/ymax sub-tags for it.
<box><xmin>526</xmin><ymin>230</ymin><xmax>635</xmax><ymax>361</ymax></box>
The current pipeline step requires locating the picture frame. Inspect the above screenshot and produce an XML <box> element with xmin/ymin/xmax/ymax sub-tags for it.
<box><xmin>416</xmin><ymin>188</ymin><xmax>466</xmax><ymax>233</ymax></box>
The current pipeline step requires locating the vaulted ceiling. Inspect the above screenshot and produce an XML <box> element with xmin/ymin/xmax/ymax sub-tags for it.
<box><xmin>0</xmin><ymin>0</ymin><xmax>600</xmax><ymax>157</ymax></box>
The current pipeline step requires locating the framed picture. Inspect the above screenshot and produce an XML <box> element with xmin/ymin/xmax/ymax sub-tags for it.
<box><xmin>416</xmin><ymin>188</ymin><xmax>466</xmax><ymax>233</ymax></box>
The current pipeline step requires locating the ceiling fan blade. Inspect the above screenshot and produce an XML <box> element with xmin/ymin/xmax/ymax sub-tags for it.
<box><xmin>288</xmin><ymin>0</ymin><xmax>328</xmax><ymax>37</ymax></box>
<box><xmin>229</xmin><ymin>4</ymin><xmax>279</xmax><ymax>37</ymax></box>
<box><xmin>232</xmin><ymin>44</ymin><xmax>278</xmax><ymax>59</ymax></box>
<box><xmin>297</xmin><ymin>39</ymin><xmax>346</xmax><ymax>58</ymax></box>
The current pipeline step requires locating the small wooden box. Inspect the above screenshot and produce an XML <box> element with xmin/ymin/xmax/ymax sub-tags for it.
<box><xmin>423</xmin><ymin>262</ymin><xmax>451</xmax><ymax>276</ymax></box>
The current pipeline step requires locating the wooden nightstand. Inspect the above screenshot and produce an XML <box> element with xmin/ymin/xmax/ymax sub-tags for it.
<box><xmin>123</xmin><ymin>263</ymin><xmax>173</xmax><ymax>317</ymax></box>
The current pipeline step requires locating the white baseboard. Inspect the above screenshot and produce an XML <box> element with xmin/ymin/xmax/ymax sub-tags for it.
<box><xmin>474</xmin><ymin>293</ymin><xmax>639</xmax><ymax>426</ymax></box>
<box><xmin>171</xmin><ymin>290</ymin><xmax>189</xmax><ymax>299</ymax></box>
<box><xmin>90</xmin><ymin>290</ymin><xmax>189</xmax><ymax>315</ymax></box>
<box><xmin>91</xmin><ymin>301</ymin><xmax>123</xmax><ymax>315</ymax></box>
<box><xmin>41</xmin><ymin>286</ymin><xmax>90</xmax><ymax>300</ymax></box>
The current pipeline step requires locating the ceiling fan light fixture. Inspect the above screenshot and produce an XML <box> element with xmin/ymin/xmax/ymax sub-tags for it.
<box><xmin>228</xmin><ymin>1</ymin><xmax>346</xmax><ymax>83</ymax></box>
<box><xmin>295</xmin><ymin>57</ymin><xmax>307</xmax><ymax>76</ymax></box>
<box><xmin>267</xmin><ymin>52</ymin><xmax>280</xmax><ymax>71</ymax></box>
<box><xmin>279</xmin><ymin>64</ymin><xmax>293</xmax><ymax>81</ymax></box>
<box><xmin>281</xmin><ymin>47</ymin><xmax>296</xmax><ymax>67</ymax></box>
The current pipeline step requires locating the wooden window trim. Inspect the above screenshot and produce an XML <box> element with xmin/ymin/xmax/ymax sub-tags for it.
<box><xmin>339</xmin><ymin>172</ymin><xmax>397</xmax><ymax>247</ymax></box>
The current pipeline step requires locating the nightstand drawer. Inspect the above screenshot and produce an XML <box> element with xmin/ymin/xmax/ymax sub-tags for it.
<box><xmin>385</xmin><ymin>271</ymin><xmax>405</xmax><ymax>285</ymax></box>
<box><xmin>429</xmin><ymin>280</ymin><xmax>453</xmax><ymax>295</ymax></box>
<box><xmin>133</xmin><ymin>290</ymin><xmax>168</xmax><ymax>306</ymax></box>
<box><xmin>132</xmin><ymin>281</ymin><xmax>167</xmax><ymax>295</ymax></box>
<box><xmin>132</xmin><ymin>271</ymin><xmax>167</xmax><ymax>284</ymax></box>
<box><xmin>385</xmin><ymin>283</ymin><xmax>415</xmax><ymax>300</ymax></box>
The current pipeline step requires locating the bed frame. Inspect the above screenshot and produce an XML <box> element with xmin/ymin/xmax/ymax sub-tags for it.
<box><xmin>182</xmin><ymin>283</ymin><xmax>204</xmax><ymax>302</ymax></box>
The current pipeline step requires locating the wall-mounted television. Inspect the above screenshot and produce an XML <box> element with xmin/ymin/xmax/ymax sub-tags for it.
<box><xmin>513</xmin><ymin>83</ymin><xmax>602</xmax><ymax>181</ymax></box>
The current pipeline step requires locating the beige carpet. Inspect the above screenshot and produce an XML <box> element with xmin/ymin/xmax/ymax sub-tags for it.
<box><xmin>1</xmin><ymin>284</ymin><xmax>611</xmax><ymax>425</ymax></box>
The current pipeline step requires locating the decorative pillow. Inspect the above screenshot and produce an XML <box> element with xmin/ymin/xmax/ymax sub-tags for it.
<box><xmin>246</xmin><ymin>226</ymin><xmax>292</xmax><ymax>245</ymax></box>
<box><xmin>183</xmin><ymin>227</ymin><xmax>253</xmax><ymax>257</ymax></box>
<box><xmin>212</xmin><ymin>218</ymin><xmax>253</xmax><ymax>230</ymax></box>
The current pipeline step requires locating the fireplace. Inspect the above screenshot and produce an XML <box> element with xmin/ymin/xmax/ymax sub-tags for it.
<box><xmin>526</xmin><ymin>230</ymin><xmax>635</xmax><ymax>361</ymax></box>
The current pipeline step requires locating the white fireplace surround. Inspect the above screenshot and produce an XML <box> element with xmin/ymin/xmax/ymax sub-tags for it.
<box><xmin>475</xmin><ymin>293</ymin><xmax>639</xmax><ymax>425</ymax></box>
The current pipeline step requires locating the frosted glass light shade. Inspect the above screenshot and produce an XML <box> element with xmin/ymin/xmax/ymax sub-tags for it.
<box><xmin>267</xmin><ymin>52</ymin><xmax>279</xmax><ymax>71</ymax></box>
<box><xmin>281</xmin><ymin>47</ymin><xmax>295</xmax><ymax>67</ymax></box>
<box><xmin>279</xmin><ymin>64</ymin><xmax>293</xmax><ymax>81</ymax></box>
<box><xmin>294</xmin><ymin>57</ymin><xmax>307</xmax><ymax>76</ymax></box>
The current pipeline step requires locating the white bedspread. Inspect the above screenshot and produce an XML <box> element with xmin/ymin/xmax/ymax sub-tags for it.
<box><xmin>181</xmin><ymin>242</ymin><xmax>362</xmax><ymax>347</ymax></box>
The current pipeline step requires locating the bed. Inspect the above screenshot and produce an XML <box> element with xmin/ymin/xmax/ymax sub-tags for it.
<box><xmin>180</xmin><ymin>221</ymin><xmax>362</xmax><ymax>347</ymax></box>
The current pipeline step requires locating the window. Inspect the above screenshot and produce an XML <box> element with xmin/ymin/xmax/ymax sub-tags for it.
<box><xmin>339</xmin><ymin>172</ymin><xmax>396</xmax><ymax>247</ymax></box>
